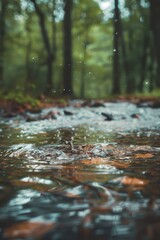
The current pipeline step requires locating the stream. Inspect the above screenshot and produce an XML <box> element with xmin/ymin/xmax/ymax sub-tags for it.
<box><xmin>0</xmin><ymin>100</ymin><xmax>160</xmax><ymax>239</ymax></box>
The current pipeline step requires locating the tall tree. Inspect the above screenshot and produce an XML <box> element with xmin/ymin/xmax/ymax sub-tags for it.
<box><xmin>24</xmin><ymin>7</ymin><xmax>33</xmax><ymax>93</ymax></box>
<box><xmin>63</xmin><ymin>0</ymin><xmax>73</xmax><ymax>96</ymax></box>
<box><xmin>149</xmin><ymin>0</ymin><xmax>160</xmax><ymax>88</ymax></box>
<box><xmin>112</xmin><ymin>0</ymin><xmax>121</xmax><ymax>95</ymax></box>
<box><xmin>0</xmin><ymin>0</ymin><xmax>8</xmax><ymax>88</ymax></box>
<box><xmin>30</xmin><ymin>0</ymin><xmax>55</xmax><ymax>94</ymax></box>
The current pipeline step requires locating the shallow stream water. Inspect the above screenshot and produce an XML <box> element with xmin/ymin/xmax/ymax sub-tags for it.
<box><xmin>0</xmin><ymin>101</ymin><xmax>160</xmax><ymax>239</ymax></box>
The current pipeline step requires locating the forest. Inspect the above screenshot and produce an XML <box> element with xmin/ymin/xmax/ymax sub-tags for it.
<box><xmin>0</xmin><ymin>0</ymin><xmax>160</xmax><ymax>101</ymax></box>
<box><xmin>1</xmin><ymin>1</ymin><xmax>160</xmax><ymax>239</ymax></box>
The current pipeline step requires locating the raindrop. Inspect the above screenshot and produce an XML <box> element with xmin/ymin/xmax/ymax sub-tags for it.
<box><xmin>88</xmin><ymin>72</ymin><xmax>91</xmax><ymax>74</ymax></box>
<box><xmin>113</xmin><ymin>49</ymin><xmax>116</xmax><ymax>52</ymax></box>
<box><xmin>137</xmin><ymin>132</ymin><xmax>140</xmax><ymax>137</ymax></box>
<box><xmin>145</xmin><ymin>81</ymin><xmax>148</xmax><ymax>85</ymax></box>
<box><xmin>140</xmin><ymin>17</ymin><xmax>143</xmax><ymax>22</ymax></box>
<box><xmin>32</xmin><ymin>57</ymin><xmax>35</xmax><ymax>60</ymax></box>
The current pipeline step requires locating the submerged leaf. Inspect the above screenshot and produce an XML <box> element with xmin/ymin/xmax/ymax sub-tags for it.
<box><xmin>111</xmin><ymin>176</ymin><xmax>148</xmax><ymax>186</ymax></box>
<box><xmin>134</xmin><ymin>153</ymin><xmax>154</xmax><ymax>159</ymax></box>
<box><xmin>4</xmin><ymin>221</ymin><xmax>55</xmax><ymax>239</ymax></box>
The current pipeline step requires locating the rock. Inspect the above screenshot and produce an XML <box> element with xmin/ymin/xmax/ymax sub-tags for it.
<box><xmin>101</xmin><ymin>112</ymin><xmax>113</xmax><ymax>121</ymax></box>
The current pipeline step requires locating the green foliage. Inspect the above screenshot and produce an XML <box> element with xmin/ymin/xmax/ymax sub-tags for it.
<box><xmin>0</xmin><ymin>0</ymin><xmax>158</xmax><ymax>98</ymax></box>
<box><xmin>0</xmin><ymin>89</ymin><xmax>40</xmax><ymax>107</ymax></box>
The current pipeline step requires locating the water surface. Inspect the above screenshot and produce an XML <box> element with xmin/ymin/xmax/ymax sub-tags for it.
<box><xmin>0</xmin><ymin>102</ymin><xmax>160</xmax><ymax>239</ymax></box>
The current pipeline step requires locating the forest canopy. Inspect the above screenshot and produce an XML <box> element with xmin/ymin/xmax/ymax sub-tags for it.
<box><xmin>0</xmin><ymin>0</ymin><xmax>160</xmax><ymax>99</ymax></box>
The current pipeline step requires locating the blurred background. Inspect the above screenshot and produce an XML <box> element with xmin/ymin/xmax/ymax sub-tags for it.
<box><xmin>0</xmin><ymin>0</ymin><xmax>160</xmax><ymax>99</ymax></box>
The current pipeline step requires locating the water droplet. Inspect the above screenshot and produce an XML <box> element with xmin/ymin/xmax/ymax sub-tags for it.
<box><xmin>140</xmin><ymin>17</ymin><xmax>143</xmax><ymax>22</ymax></box>
<box><xmin>113</xmin><ymin>49</ymin><xmax>116</xmax><ymax>52</ymax></box>
<box><xmin>145</xmin><ymin>81</ymin><xmax>148</xmax><ymax>85</ymax></box>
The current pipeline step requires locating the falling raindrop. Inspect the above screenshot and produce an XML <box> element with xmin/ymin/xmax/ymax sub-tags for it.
<box><xmin>145</xmin><ymin>81</ymin><xmax>148</xmax><ymax>85</ymax></box>
<box><xmin>140</xmin><ymin>17</ymin><xmax>143</xmax><ymax>22</ymax></box>
<box><xmin>113</xmin><ymin>49</ymin><xmax>116</xmax><ymax>52</ymax></box>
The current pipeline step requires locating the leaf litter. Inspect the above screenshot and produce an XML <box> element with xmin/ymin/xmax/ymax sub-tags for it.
<box><xmin>0</xmin><ymin>100</ymin><xmax>160</xmax><ymax>239</ymax></box>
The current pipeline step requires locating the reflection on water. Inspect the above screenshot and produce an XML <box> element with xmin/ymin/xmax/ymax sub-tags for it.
<box><xmin>0</xmin><ymin>120</ymin><xmax>160</xmax><ymax>239</ymax></box>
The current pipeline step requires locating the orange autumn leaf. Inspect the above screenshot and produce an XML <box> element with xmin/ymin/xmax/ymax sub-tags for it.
<box><xmin>64</xmin><ymin>192</ymin><xmax>81</xmax><ymax>198</ymax></box>
<box><xmin>4</xmin><ymin>221</ymin><xmax>55</xmax><ymax>239</ymax></box>
<box><xmin>80</xmin><ymin>158</ymin><xmax>108</xmax><ymax>165</ymax></box>
<box><xmin>110</xmin><ymin>161</ymin><xmax>130</xmax><ymax>169</ymax></box>
<box><xmin>134</xmin><ymin>153</ymin><xmax>154</xmax><ymax>159</ymax></box>
<box><xmin>80</xmin><ymin>158</ymin><xmax>130</xmax><ymax>170</ymax></box>
<box><xmin>111</xmin><ymin>176</ymin><xmax>148</xmax><ymax>186</ymax></box>
<box><xmin>121</xmin><ymin>176</ymin><xmax>148</xmax><ymax>186</ymax></box>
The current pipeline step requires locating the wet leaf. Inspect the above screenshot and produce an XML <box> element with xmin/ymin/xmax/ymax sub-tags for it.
<box><xmin>134</xmin><ymin>153</ymin><xmax>154</xmax><ymax>159</ymax></box>
<box><xmin>80</xmin><ymin>158</ymin><xmax>108</xmax><ymax>165</ymax></box>
<box><xmin>110</xmin><ymin>160</ymin><xmax>130</xmax><ymax>169</ymax></box>
<box><xmin>113</xmin><ymin>176</ymin><xmax>148</xmax><ymax>186</ymax></box>
<box><xmin>4</xmin><ymin>221</ymin><xmax>55</xmax><ymax>239</ymax></box>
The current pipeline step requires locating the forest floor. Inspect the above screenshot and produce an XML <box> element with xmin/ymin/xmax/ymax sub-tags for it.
<box><xmin>0</xmin><ymin>96</ymin><xmax>160</xmax><ymax>239</ymax></box>
<box><xmin>0</xmin><ymin>95</ymin><xmax>160</xmax><ymax>116</ymax></box>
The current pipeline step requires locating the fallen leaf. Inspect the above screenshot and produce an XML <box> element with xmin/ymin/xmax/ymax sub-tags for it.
<box><xmin>4</xmin><ymin>221</ymin><xmax>55</xmax><ymax>239</ymax></box>
<box><xmin>110</xmin><ymin>161</ymin><xmax>130</xmax><ymax>169</ymax></box>
<box><xmin>111</xmin><ymin>176</ymin><xmax>148</xmax><ymax>186</ymax></box>
<box><xmin>80</xmin><ymin>158</ymin><xmax>108</xmax><ymax>165</ymax></box>
<box><xmin>134</xmin><ymin>153</ymin><xmax>154</xmax><ymax>159</ymax></box>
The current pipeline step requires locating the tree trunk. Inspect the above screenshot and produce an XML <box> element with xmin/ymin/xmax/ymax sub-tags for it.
<box><xmin>149</xmin><ymin>0</ymin><xmax>160</xmax><ymax>88</ymax></box>
<box><xmin>24</xmin><ymin>9</ymin><xmax>32</xmax><ymax>93</ymax></box>
<box><xmin>25</xmin><ymin>40</ymin><xmax>32</xmax><ymax>92</ymax></box>
<box><xmin>80</xmin><ymin>41</ymin><xmax>88</xmax><ymax>98</ymax></box>
<box><xmin>118</xmin><ymin>16</ymin><xmax>131</xmax><ymax>94</ymax></box>
<box><xmin>139</xmin><ymin>34</ymin><xmax>149</xmax><ymax>92</ymax></box>
<box><xmin>112</xmin><ymin>0</ymin><xmax>121</xmax><ymax>95</ymax></box>
<box><xmin>0</xmin><ymin>0</ymin><xmax>8</xmax><ymax>88</ymax></box>
<box><xmin>30</xmin><ymin>0</ymin><xmax>53</xmax><ymax>94</ymax></box>
<box><xmin>63</xmin><ymin>0</ymin><xmax>73</xmax><ymax>96</ymax></box>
